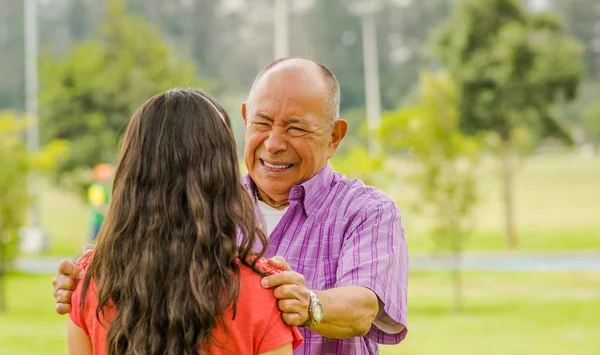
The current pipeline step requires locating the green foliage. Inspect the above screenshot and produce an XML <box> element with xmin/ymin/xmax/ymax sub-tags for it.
<box><xmin>330</xmin><ymin>146</ymin><xmax>388</xmax><ymax>187</ymax></box>
<box><xmin>430</xmin><ymin>0</ymin><xmax>584</xmax><ymax>247</ymax></box>
<box><xmin>432</xmin><ymin>0</ymin><xmax>584</xmax><ymax>143</ymax></box>
<box><xmin>381</xmin><ymin>72</ymin><xmax>482</xmax><ymax>311</ymax></box>
<box><xmin>0</xmin><ymin>113</ymin><xmax>30</xmax><ymax>280</ymax></box>
<box><xmin>0</xmin><ymin>0</ymin><xmax>24</xmax><ymax>110</ymax></box>
<box><xmin>0</xmin><ymin>111</ymin><xmax>67</xmax><ymax>310</ymax></box>
<box><xmin>39</xmin><ymin>0</ymin><xmax>205</xmax><ymax>193</ymax></box>
<box><xmin>336</xmin><ymin>106</ymin><xmax>369</xmax><ymax>154</ymax></box>
<box><xmin>548</xmin><ymin>0</ymin><xmax>600</xmax><ymax>80</ymax></box>
<box><xmin>582</xmin><ymin>103</ymin><xmax>600</xmax><ymax>149</ymax></box>
<box><xmin>305</xmin><ymin>0</ymin><xmax>451</xmax><ymax>111</ymax></box>
<box><xmin>381</xmin><ymin>72</ymin><xmax>481</xmax><ymax>250</ymax></box>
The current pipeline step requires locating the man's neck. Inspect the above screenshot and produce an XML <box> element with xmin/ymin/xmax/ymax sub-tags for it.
<box><xmin>257</xmin><ymin>189</ymin><xmax>289</xmax><ymax>210</ymax></box>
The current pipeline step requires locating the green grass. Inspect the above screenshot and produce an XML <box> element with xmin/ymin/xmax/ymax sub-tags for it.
<box><xmin>0</xmin><ymin>274</ymin><xmax>67</xmax><ymax>355</ymax></box>
<box><xmin>385</xmin><ymin>152</ymin><xmax>600</xmax><ymax>252</ymax></box>
<box><xmin>380</xmin><ymin>270</ymin><xmax>600</xmax><ymax>355</ymax></box>
<box><xmin>1</xmin><ymin>270</ymin><xmax>598</xmax><ymax>354</ymax></box>
<box><xmin>38</xmin><ymin>180</ymin><xmax>88</xmax><ymax>257</ymax></box>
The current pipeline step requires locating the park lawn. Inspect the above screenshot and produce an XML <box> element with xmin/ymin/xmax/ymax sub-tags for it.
<box><xmin>387</xmin><ymin>152</ymin><xmax>600</xmax><ymax>252</ymax></box>
<box><xmin>39</xmin><ymin>180</ymin><xmax>88</xmax><ymax>257</ymax></box>
<box><xmin>1</xmin><ymin>270</ymin><xmax>598</xmax><ymax>355</ymax></box>
<box><xmin>381</xmin><ymin>270</ymin><xmax>600</xmax><ymax>355</ymax></box>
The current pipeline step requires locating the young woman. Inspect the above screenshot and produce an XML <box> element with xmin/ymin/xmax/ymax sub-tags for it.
<box><xmin>67</xmin><ymin>89</ymin><xmax>302</xmax><ymax>355</ymax></box>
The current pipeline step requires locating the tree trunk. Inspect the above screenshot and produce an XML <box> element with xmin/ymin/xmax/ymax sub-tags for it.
<box><xmin>501</xmin><ymin>139</ymin><xmax>517</xmax><ymax>249</ymax></box>
<box><xmin>451</xmin><ymin>234</ymin><xmax>462</xmax><ymax>313</ymax></box>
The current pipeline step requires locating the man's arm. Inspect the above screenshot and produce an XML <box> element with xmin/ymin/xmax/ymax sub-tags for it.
<box><xmin>312</xmin><ymin>286</ymin><xmax>380</xmax><ymax>338</ymax></box>
<box><xmin>263</xmin><ymin>200</ymin><xmax>408</xmax><ymax>341</ymax></box>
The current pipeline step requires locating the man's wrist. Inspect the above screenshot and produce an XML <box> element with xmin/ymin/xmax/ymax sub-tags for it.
<box><xmin>303</xmin><ymin>289</ymin><xmax>324</xmax><ymax>328</ymax></box>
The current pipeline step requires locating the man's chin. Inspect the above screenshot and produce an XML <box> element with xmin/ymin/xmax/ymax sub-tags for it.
<box><xmin>254</xmin><ymin>181</ymin><xmax>294</xmax><ymax>202</ymax></box>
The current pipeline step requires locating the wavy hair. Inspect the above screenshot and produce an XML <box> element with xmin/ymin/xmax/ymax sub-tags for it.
<box><xmin>81</xmin><ymin>88</ymin><xmax>267</xmax><ymax>354</ymax></box>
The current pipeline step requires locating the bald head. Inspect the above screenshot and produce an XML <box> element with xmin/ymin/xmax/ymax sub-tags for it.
<box><xmin>248</xmin><ymin>58</ymin><xmax>341</xmax><ymax>126</ymax></box>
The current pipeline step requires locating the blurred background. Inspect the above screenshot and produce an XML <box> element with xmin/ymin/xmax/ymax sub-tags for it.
<box><xmin>0</xmin><ymin>0</ymin><xmax>599</xmax><ymax>354</ymax></box>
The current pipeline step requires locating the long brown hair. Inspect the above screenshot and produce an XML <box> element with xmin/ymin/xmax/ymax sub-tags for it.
<box><xmin>81</xmin><ymin>88</ymin><xmax>267</xmax><ymax>354</ymax></box>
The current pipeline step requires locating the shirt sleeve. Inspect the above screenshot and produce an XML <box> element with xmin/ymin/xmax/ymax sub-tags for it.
<box><xmin>335</xmin><ymin>201</ymin><xmax>409</xmax><ymax>344</ymax></box>
<box><xmin>69</xmin><ymin>278</ymin><xmax>90</xmax><ymax>337</ymax></box>
<box><xmin>257</xmin><ymin>300</ymin><xmax>303</xmax><ymax>353</ymax></box>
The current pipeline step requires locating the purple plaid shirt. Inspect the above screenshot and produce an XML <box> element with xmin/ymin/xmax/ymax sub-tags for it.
<box><xmin>242</xmin><ymin>163</ymin><xmax>409</xmax><ymax>355</ymax></box>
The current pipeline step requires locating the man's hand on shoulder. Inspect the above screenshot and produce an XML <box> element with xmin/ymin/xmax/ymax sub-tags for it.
<box><xmin>52</xmin><ymin>244</ymin><xmax>94</xmax><ymax>315</ymax></box>
<box><xmin>261</xmin><ymin>256</ymin><xmax>311</xmax><ymax>327</ymax></box>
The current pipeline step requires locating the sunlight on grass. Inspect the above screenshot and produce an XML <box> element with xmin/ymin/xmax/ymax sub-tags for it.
<box><xmin>1</xmin><ymin>271</ymin><xmax>598</xmax><ymax>355</ymax></box>
<box><xmin>39</xmin><ymin>181</ymin><xmax>88</xmax><ymax>257</ymax></box>
<box><xmin>385</xmin><ymin>152</ymin><xmax>600</xmax><ymax>251</ymax></box>
<box><xmin>381</xmin><ymin>271</ymin><xmax>600</xmax><ymax>355</ymax></box>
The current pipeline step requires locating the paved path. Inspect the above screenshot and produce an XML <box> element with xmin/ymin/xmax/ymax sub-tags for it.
<box><xmin>15</xmin><ymin>251</ymin><xmax>600</xmax><ymax>274</ymax></box>
<box><xmin>409</xmin><ymin>250</ymin><xmax>600</xmax><ymax>271</ymax></box>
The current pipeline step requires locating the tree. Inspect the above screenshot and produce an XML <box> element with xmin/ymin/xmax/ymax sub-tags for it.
<box><xmin>548</xmin><ymin>0</ymin><xmax>600</xmax><ymax>80</ymax></box>
<box><xmin>582</xmin><ymin>103</ymin><xmax>600</xmax><ymax>153</ymax></box>
<box><xmin>39</xmin><ymin>0</ymin><xmax>205</xmax><ymax>195</ymax></box>
<box><xmin>303</xmin><ymin>0</ymin><xmax>452</xmax><ymax>112</ymax></box>
<box><xmin>0</xmin><ymin>113</ymin><xmax>28</xmax><ymax>312</ymax></box>
<box><xmin>381</xmin><ymin>72</ymin><xmax>481</xmax><ymax>312</ymax></box>
<box><xmin>0</xmin><ymin>0</ymin><xmax>24</xmax><ymax>111</ymax></box>
<box><xmin>431</xmin><ymin>0</ymin><xmax>584</xmax><ymax>248</ymax></box>
<box><xmin>0</xmin><ymin>111</ymin><xmax>67</xmax><ymax>311</ymax></box>
<box><xmin>330</xmin><ymin>145</ymin><xmax>388</xmax><ymax>187</ymax></box>
<box><xmin>304</xmin><ymin>0</ymin><xmax>366</xmax><ymax>111</ymax></box>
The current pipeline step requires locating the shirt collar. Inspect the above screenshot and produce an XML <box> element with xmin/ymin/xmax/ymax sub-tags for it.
<box><xmin>242</xmin><ymin>162</ymin><xmax>335</xmax><ymax>216</ymax></box>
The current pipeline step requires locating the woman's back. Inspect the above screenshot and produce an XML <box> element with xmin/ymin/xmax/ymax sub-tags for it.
<box><xmin>66</xmin><ymin>89</ymin><xmax>301</xmax><ymax>354</ymax></box>
<box><xmin>70</xmin><ymin>253</ymin><xmax>302</xmax><ymax>354</ymax></box>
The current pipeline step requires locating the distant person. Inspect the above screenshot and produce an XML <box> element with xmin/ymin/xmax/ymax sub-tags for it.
<box><xmin>67</xmin><ymin>89</ymin><xmax>302</xmax><ymax>355</ymax></box>
<box><xmin>87</xmin><ymin>163</ymin><xmax>112</xmax><ymax>242</ymax></box>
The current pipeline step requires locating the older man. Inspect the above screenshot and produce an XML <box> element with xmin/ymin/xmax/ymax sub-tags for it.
<box><xmin>53</xmin><ymin>58</ymin><xmax>409</xmax><ymax>354</ymax></box>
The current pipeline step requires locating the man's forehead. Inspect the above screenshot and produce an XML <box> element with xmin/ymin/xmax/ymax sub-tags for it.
<box><xmin>254</xmin><ymin>63</ymin><xmax>326</xmax><ymax>93</ymax></box>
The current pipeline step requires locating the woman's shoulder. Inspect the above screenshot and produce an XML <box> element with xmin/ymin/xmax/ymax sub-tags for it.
<box><xmin>235</xmin><ymin>259</ymin><xmax>282</xmax><ymax>308</ymax></box>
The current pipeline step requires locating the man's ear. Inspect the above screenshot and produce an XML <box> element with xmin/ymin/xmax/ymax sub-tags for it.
<box><xmin>241</xmin><ymin>102</ymin><xmax>248</xmax><ymax>125</ymax></box>
<box><xmin>328</xmin><ymin>119</ymin><xmax>348</xmax><ymax>157</ymax></box>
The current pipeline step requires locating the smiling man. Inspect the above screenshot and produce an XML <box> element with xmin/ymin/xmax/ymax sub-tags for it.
<box><xmin>52</xmin><ymin>58</ymin><xmax>409</xmax><ymax>355</ymax></box>
<box><xmin>240</xmin><ymin>58</ymin><xmax>408</xmax><ymax>354</ymax></box>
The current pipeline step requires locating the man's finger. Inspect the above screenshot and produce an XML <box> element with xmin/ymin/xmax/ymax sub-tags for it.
<box><xmin>58</xmin><ymin>259</ymin><xmax>85</xmax><ymax>279</ymax></box>
<box><xmin>267</xmin><ymin>256</ymin><xmax>292</xmax><ymax>271</ymax></box>
<box><xmin>54</xmin><ymin>289</ymin><xmax>73</xmax><ymax>304</ymax></box>
<box><xmin>261</xmin><ymin>271</ymin><xmax>304</xmax><ymax>288</ymax></box>
<box><xmin>53</xmin><ymin>274</ymin><xmax>78</xmax><ymax>293</ymax></box>
<box><xmin>82</xmin><ymin>244</ymin><xmax>95</xmax><ymax>254</ymax></box>
<box><xmin>272</xmin><ymin>284</ymin><xmax>302</xmax><ymax>300</ymax></box>
<box><xmin>277</xmin><ymin>298</ymin><xmax>304</xmax><ymax>313</ymax></box>
<box><xmin>55</xmin><ymin>302</ymin><xmax>71</xmax><ymax>315</ymax></box>
<box><xmin>281</xmin><ymin>312</ymin><xmax>304</xmax><ymax>327</ymax></box>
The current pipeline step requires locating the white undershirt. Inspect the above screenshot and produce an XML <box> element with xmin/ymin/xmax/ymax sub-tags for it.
<box><xmin>257</xmin><ymin>200</ymin><xmax>288</xmax><ymax>236</ymax></box>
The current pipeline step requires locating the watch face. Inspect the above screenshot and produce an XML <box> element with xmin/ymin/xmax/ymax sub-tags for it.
<box><xmin>313</xmin><ymin>302</ymin><xmax>324</xmax><ymax>322</ymax></box>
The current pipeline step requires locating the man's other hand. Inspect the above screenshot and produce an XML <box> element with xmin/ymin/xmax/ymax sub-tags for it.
<box><xmin>261</xmin><ymin>256</ymin><xmax>311</xmax><ymax>326</ymax></box>
<box><xmin>52</xmin><ymin>245</ymin><xmax>93</xmax><ymax>315</ymax></box>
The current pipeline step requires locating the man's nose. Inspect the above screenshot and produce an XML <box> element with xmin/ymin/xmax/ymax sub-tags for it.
<box><xmin>264</xmin><ymin>129</ymin><xmax>288</xmax><ymax>154</ymax></box>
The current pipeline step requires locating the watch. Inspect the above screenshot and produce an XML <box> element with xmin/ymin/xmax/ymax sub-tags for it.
<box><xmin>304</xmin><ymin>290</ymin><xmax>323</xmax><ymax>328</ymax></box>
